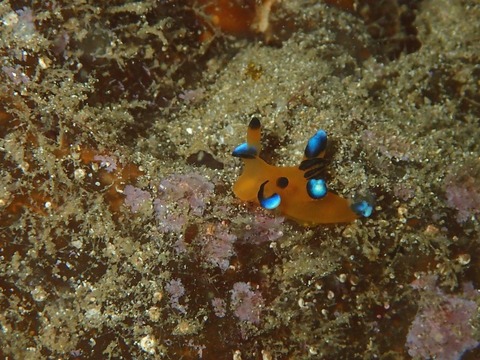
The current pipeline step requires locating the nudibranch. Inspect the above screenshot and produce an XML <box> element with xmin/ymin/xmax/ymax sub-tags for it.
<box><xmin>232</xmin><ymin>117</ymin><xmax>372</xmax><ymax>225</ymax></box>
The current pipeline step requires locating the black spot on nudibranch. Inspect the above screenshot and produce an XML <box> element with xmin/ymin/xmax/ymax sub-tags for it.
<box><xmin>249</xmin><ymin>116</ymin><xmax>261</xmax><ymax>129</ymax></box>
<box><xmin>276</xmin><ymin>177</ymin><xmax>289</xmax><ymax>188</ymax></box>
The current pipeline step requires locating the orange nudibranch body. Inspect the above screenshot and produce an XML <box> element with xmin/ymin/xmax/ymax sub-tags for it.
<box><xmin>232</xmin><ymin>118</ymin><xmax>372</xmax><ymax>225</ymax></box>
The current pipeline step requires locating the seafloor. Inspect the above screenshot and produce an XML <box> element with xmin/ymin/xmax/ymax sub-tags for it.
<box><xmin>1</xmin><ymin>0</ymin><xmax>479</xmax><ymax>359</ymax></box>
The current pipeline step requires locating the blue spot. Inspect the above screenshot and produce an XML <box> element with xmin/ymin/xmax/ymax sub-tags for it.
<box><xmin>304</xmin><ymin>130</ymin><xmax>327</xmax><ymax>159</ymax></box>
<box><xmin>232</xmin><ymin>142</ymin><xmax>258</xmax><ymax>159</ymax></box>
<box><xmin>306</xmin><ymin>178</ymin><xmax>327</xmax><ymax>199</ymax></box>
<box><xmin>258</xmin><ymin>181</ymin><xmax>281</xmax><ymax>210</ymax></box>
<box><xmin>351</xmin><ymin>200</ymin><xmax>373</xmax><ymax>217</ymax></box>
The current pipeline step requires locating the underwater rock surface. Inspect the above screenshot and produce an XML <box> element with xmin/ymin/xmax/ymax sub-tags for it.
<box><xmin>1</xmin><ymin>0</ymin><xmax>479</xmax><ymax>359</ymax></box>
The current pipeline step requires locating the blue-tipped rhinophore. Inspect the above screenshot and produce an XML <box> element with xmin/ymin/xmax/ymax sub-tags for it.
<box><xmin>232</xmin><ymin>142</ymin><xmax>258</xmax><ymax>159</ymax></box>
<box><xmin>306</xmin><ymin>178</ymin><xmax>327</xmax><ymax>199</ymax></box>
<box><xmin>351</xmin><ymin>200</ymin><xmax>373</xmax><ymax>217</ymax></box>
<box><xmin>304</xmin><ymin>130</ymin><xmax>327</xmax><ymax>159</ymax></box>
<box><xmin>258</xmin><ymin>181</ymin><xmax>281</xmax><ymax>210</ymax></box>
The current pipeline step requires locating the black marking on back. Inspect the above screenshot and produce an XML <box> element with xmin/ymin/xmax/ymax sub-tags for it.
<box><xmin>299</xmin><ymin>158</ymin><xmax>328</xmax><ymax>180</ymax></box>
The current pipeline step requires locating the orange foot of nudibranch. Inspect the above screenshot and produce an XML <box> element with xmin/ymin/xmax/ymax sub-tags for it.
<box><xmin>232</xmin><ymin>117</ymin><xmax>372</xmax><ymax>225</ymax></box>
